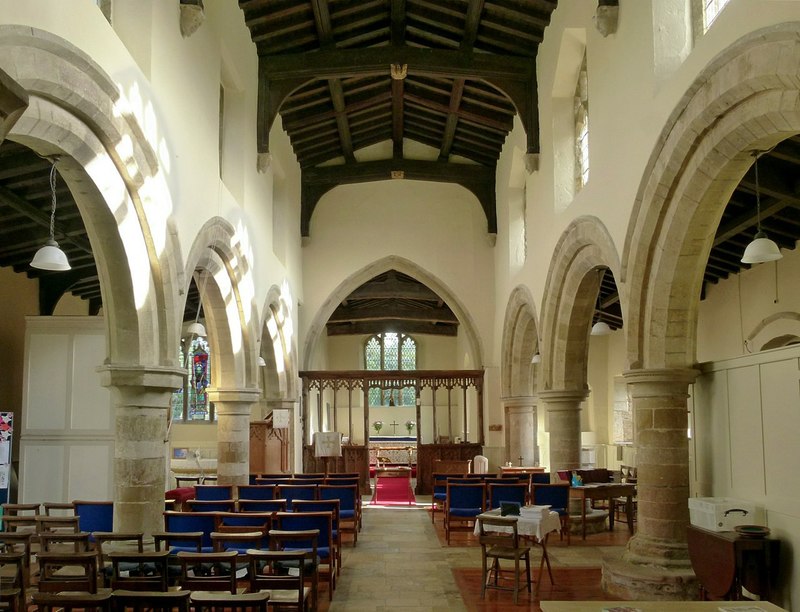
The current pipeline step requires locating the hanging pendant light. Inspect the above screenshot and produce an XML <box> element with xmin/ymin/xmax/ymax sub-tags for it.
<box><xmin>187</xmin><ymin>321</ymin><xmax>207</xmax><ymax>337</ymax></box>
<box><xmin>591</xmin><ymin>269</ymin><xmax>612</xmax><ymax>336</ymax></box>
<box><xmin>31</xmin><ymin>159</ymin><xmax>71</xmax><ymax>271</ymax></box>
<box><xmin>530</xmin><ymin>352</ymin><xmax>541</xmax><ymax>364</ymax></box>
<box><xmin>741</xmin><ymin>151</ymin><xmax>782</xmax><ymax>264</ymax></box>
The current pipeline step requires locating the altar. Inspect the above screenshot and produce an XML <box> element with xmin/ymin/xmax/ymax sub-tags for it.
<box><xmin>369</xmin><ymin>436</ymin><xmax>417</xmax><ymax>465</ymax></box>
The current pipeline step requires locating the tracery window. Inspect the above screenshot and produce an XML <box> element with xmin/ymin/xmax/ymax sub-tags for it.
<box><xmin>171</xmin><ymin>336</ymin><xmax>215</xmax><ymax>422</ymax></box>
<box><xmin>574</xmin><ymin>52</ymin><xmax>589</xmax><ymax>191</ymax></box>
<box><xmin>365</xmin><ymin>333</ymin><xmax>417</xmax><ymax>406</ymax></box>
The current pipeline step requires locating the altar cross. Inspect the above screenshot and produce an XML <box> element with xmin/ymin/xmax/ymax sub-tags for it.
<box><xmin>389</xmin><ymin>420</ymin><xmax>399</xmax><ymax>434</ymax></box>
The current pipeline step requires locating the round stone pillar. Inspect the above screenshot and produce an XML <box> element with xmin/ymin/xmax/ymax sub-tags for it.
<box><xmin>502</xmin><ymin>396</ymin><xmax>537</xmax><ymax>466</ymax></box>
<box><xmin>603</xmin><ymin>368</ymin><xmax>700</xmax><ymax>600</ymax></box>
<box><xmin>209</xmin><ymin>388</ymin><xmax>261</xmax><ymax>486</ymax></box>
<box><xmin>99</xmin><ymin>365</ymin><xmax>184</xmax><ymax>538</ymax></box>
<box><xmin>538</xmin><ymin>389</ymin><xmax>588</xmax><ymax>473</ymax></box>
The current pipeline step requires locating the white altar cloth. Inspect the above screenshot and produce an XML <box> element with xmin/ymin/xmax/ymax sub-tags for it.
<box><xmin>474</xmin><ymin>507</ymin><xmax>561</xmax><ymax>542</ymax></box>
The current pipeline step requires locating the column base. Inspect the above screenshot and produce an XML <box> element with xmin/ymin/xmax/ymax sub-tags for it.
<box><xmin>602</xmin><ymin>537</ymin><xmax>699</xmax><ymax>600</ymax></box>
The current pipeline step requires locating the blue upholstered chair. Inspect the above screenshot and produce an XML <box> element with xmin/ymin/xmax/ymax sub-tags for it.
<box><xmin>275</xmin><ymin>511</ymin><xmax>335</xmax><ymax>602</ymax></box>
<box><xmin>162</xmin><ymin>511</ymin><xmax>218</xmax><ymax>552</ymax></box>
<box><xmin>194</xmin><ymin>485</ymin><xmax>233</xmax><ymax>501</ymax></box>
<box><xmin>430</xmin><ymin>473</ymin><xmax>450</xmax><ymax>524</ymax></box>
<box><xmin>444</xmin><ymin>482</ymin><xmax>486</xmax><ymax>544</ymax></box>
<box><xmin>319</xmin><ymin>483</ymin><xmax>360</xmax><ymax>543</ymax></box>
<box><xmin>72</xmin><ymin>501</ymin><xmax>113</xmax><ymax>541</ymax></box>
<box><xmin>531</xmin><ymin>472</ymin><xmax>552</xmax><ymax>484</ymax></box>
<box><xmin>236</xmin><ymin>485</ymin><xmax>276</xmax><ymax>500</ymax></box>
<box><xmin>237</xmin><ymin>499</ymin><xmax>287</xmax><ymax>513</ymax></box>
<box><xmin>275</xmin><ymin>484</ymin><xmax>317</xmax><ymax>510</ymax></box>
<box><xmin>487</xmin><ymin>482</ymin><xmax>528</xmax><ymax>510</ymax></box>
<box><xmin>531</xmin><ymin>482</ymin><xmax>571</xmax><ymax>543</ymax></box>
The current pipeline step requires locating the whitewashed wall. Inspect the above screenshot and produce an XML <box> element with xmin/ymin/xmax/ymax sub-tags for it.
<box><xmin>20</xmin><ymin>317</ymin><xmax>113</xmax><ymax>503</ymax></box>
<box><xmin>693</xmin><ymin>344</ymin><xmax>800</xmax><ymax>609</ymax></box>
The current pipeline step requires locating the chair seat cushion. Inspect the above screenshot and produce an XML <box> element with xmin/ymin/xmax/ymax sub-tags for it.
<box><xmin>262</xmin><ymin>587</ymin><xmax>310</xmax><ymax>603</ymax></box>
<box><xmin>450</xmin><ymin>507</ymin><xmax>482</xmax><ymax>517</ymax></box>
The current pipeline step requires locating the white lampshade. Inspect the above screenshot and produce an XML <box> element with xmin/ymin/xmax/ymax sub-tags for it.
<box><xmin>187</xmin><ymin>321</ymin><xmax>207</xmax><ymax>337</ymax></box>
<box><xmin>30</xmin><ymin>239</ymin><xmax>71</xmax><ymax>271</ymax></box>
<box><xmin>531</xmin><ymin>352</ymin><xmax>542</xmax><ymax>364</ymax></box>
<box><xmin>257</xmin><ymin>355</ymin><xmax>267</xmax><ymax>366</ymax></box>
<box><xmin>590</xmin><ymin>320</ymin><xmax>612</xmax><ymax>336</ymax></box>
<box><xmin>741</xmin><ymin>231</ymin><xmax>782</xmax><ymax>264</ymax></box>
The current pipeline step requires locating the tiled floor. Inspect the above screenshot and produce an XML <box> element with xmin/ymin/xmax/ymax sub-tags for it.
<box><xmin>325</xmin><ymin>495</ymin><xmax>630</xmax><ymax>611</ymax></box>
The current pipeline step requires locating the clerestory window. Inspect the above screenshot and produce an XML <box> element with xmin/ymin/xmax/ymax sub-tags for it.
<box><xmin>574</xmin><ymin>52</ymin><xmax>589</xmax><ymax>191</ymax></box>
<box><xmin>365</xmin><ymin>332</ymin><xmax>417</xmax><ymax>406</ymax></box>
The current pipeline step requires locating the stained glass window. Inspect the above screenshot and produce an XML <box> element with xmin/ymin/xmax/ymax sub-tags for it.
<box><xmin>364</xmin><ymin>333</ymin><xmax>417</xmax><ymax>406</ymax></box>
<box><xmin>171</xmin><ymin>336</ymin><xmax>214</xmax><ymax>422</ymax></box>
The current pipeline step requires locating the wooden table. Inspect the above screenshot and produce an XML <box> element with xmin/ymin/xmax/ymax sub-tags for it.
<box><xmin>569</xmin><ymin>483</ymin><xmax>636</xmax><ymax>539</ymax></box>
<box><xmin>687</xmin><ymin>524</ymin><xmax>780</xmax><ymax>601</ymax></box>
<box><xmin>541</xmin><ymin>601</ymin><xmax>787</xmax><ymax>611</ymax></box>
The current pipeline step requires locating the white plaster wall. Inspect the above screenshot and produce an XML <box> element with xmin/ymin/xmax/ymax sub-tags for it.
<box><xmin>20</xmin><ymin>316</ymin><xmax>113</xmax><ymax>503</ymax></box>
<box><xmin>694</xmin><ymin>345</ymin><xmax>800</xmax><ymax>610</ymax></box>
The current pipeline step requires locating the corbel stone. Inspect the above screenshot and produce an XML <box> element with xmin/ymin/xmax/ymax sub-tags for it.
<box><xmin>0</xmin><ymin>67</ymin><xmax>29</xmax><ymax>145</ymax></box>
<box><xmin>180</xmin><ymin>0</ymin><xmax>205</xmax><ymax>38</ymax></box>
<box><xmin>595</xmin><ymin>0</ymin><xmax>619</xmax><ymax>38</ymax></box>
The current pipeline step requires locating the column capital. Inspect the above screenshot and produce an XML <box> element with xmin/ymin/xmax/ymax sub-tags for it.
<box><xmin>500</xmin><ymin>395</ymin><xmax>535</xmax><ymax>409</ymax></box>
<box><xmin>537</xmin><ymin>388</ymin><xmax>589</xmax><ymax>408</ymax></box>
<box><xmin>207</xmin><ymin>388</ymin><xmax>262</xmax><ymax>404</ymax></box>
<box><xmin>98</xmin><ymin>364</ymin><xmax>186</xmax><ymax>391</ymax></box>
<box><xmin>623</xmin><ymin>368</ymin><xmax>699</xmax><ymax>397</ymax></box>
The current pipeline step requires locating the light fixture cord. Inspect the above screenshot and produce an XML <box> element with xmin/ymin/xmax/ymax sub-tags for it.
<box><xmin>49</xmin><ymin>161</ymin><xmax>58</xmax><ymax>241</ymax></box>
<box><xmin>753</xmin><ymin>151</ymin><xmax>762</xmax><ymax>231</ymax></box>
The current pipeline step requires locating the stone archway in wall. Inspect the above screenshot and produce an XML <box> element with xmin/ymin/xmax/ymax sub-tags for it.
<box><xmin>0</xmin><ymin>27</ymin><xmax>185</xmax><ymax>537</ymax></box>
<box><xmin>184</xmin><ymin>218</ymin><xmax>261</xmax><ymax>486</ymax></box>
<box><xmin>302</xmin><ymin>255</ymin><xmax>484</xmax><ymax>370</ymax></box>
<box><xmin>499</xmin><ymin>285</ymin><xmax>541</xmax><ymax>466</ymax></box>
<box><xmin>538</xmin><ymin>216</ymin><xmax>621</xmax><ymax>473</ymax></box>
<box><xmin>604</xmin><ymin>23</ymin><xmax>800</xmax><ymax>597</ymax></box>
<box><xmin>253</xmin><ymin>285</ymin><xmax>298</xmax><ymax>474</ymax></box>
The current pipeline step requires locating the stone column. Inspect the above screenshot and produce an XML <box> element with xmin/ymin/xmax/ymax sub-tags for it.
<box><xmin>603</xmin><ymin>368</ymin><xmax>699</xmax><ymax>600</ymax></box>
<box><xmin>538</xmin><ymin>389</ymin><xmax>588</xmax><ymax>474</ymax></box>
<box><xmin>502</xmin><ymin>395</ymin><xmax>537</xmax><ymax>466</ymax></box>
<box><xmin>209</xmin><ymin>388</ymin><xmax>261</xmax><ymax>486</ymax></box>
<box><xmin>99</xmin><ymin>365</ymin><xmax>184</xmax><ymax>538</ymax></box>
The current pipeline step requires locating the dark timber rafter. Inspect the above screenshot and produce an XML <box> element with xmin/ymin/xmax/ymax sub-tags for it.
<box><xmin>391</xmin><ymin>0</ymin><xmax>406</xmax><ymax>159</ymax></box>
<box><xmin>310</xmin><ymin>0</ymin><xmax>355</xmax><ymax>163</ymax></box>
<box><xmin>439</xmin><ymin>0</ymin><xmax>484</xmax><ymax>162</ymax></box>
<box><xmin>256</xmin><ymin>45</ymin><xmax>536</xmax><ymax>159</ymax></box>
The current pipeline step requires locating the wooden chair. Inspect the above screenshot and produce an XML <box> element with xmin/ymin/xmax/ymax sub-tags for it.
<box><xmin>37</xmin><ymin>550</ymin><xmax>101</xmax><ymax>593</ymax></box>
<box><xmin>189</xmin><ymin>590</ymin><xmax>269</xmax><ymax>612</ymax></box>
<box><xmin>109</xmin><ymin>550</ymin><xmax>171</xmax><ymax>591</ymax></box>
<box><xmin>42</xmin><ymin>502</ymin><xmax>75</xmax><ymax>517</ymax></box>
<box><xmin>0</xmin><ymin>515</ymin><xmax>37</xmax><ymax>534</ymax></box>
<box><xmin>31</xmin><ymin>591</ymin><xmax>113</xmax><ymax>612</ymax></box>
<box><xmin>0</xmin><ymin>552</ymin><xmax>26</xmax><ymax>612</ymax></box>
<box><xmin>0</xmin><ymin>532</ymin><xmax>34</xmax><ymax>588</ymax></box>
<box><xmin>112</xmin><ymin>589</ymin><xmax>190</xmax><ymax>612</ymax></box>
<box><xmin>429</xmin><ymin>473</ymin><xmax>452</xmax><ymax>523</ymax></box>
<box><xmin>291</xmin><ymin>500</ymin><xmax>342</xmax><ymax>574</ymax></box>
<box><xmin>194</xmin><ymin>484</ymin><xmax>234</xmax><ymax>501</ymax></box>
<box><xmin>318</xmin><ymin>484</ymin><xmax>359</xmax><ymax>544</ymax></box>
<box><xmin>477</xmin><ymin>515</ymin><xmax>532</xmax><ymax>604</ymax></box>
<box><xmin>186</xmin><ymin>498</ymin><xmax>236</xmax><ymax>513</ymax></box>
<box><xmin>176</xmin><ymin>550</ymin><xmax>239</xmax><ymax>594</ymax></box>
<box><xmin>444</xmin><ymin>482</ymin><xmax>486</xmax><ymax>544</ymax></box>
<box><xmin>35</xmin><ymin>515</ymin><xmax>80</xmax><ymax>538</ymax></box>
<box><xmin>38</xmin><ymin>531</ymin><xmax>91</xmax><ymax>553</ymax></box>
<box><xmin>237</xmin><ymin>499</ymin><xmax>287</xmax><ymax>513</ymax></box>
<box><xmin>153</xmin><ymin>531</ymin><xmax>203</xmax><ymax>586</ymax></box>
<box><xmin>1</xmin><ymin>502</ymin><xmax>40</xmax><ymax>516</ymax></box>
<box><xmin>273</xmin><ymin>513</ymin><xmax>335</xmax><ymax>602</ymax></box>
<box><xmin>236</xmin><ymin>485</ymin><xmax>277</xmax><ymax>500</ymax></box>
<box><xmin>214</xmin><ymin>512</ymin><xmax>272</xmax><ymax>540</ymax></box>
<box><xmin>248</xmin><ymin>549</ymin><xmax>311</xmax><ymax>611</ymax></box>
<box><xmin>268</xmin><ymin>529</ymin><xmax>319</xmax><ymax>612</ymax></box>
<box><xmin>92</xmin><ymin>531</ymin><xmax>144</xmax><ymax>587</ymax></box>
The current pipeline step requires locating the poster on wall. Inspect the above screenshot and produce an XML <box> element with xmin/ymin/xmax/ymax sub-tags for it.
<box><xmin>0</xmin><ymin>412</ymin><xmax>12</xmax><ymax>504</ymax></box>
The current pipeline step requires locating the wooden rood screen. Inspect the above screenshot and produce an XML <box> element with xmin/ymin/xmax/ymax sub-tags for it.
<box><xmin>299</xmin><ymin>370</ymin><xmax>484</xmax><ymax>495</ymax></box>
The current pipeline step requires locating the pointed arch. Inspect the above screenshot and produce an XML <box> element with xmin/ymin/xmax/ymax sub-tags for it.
<box><xmin>302</xmin><ymin>255</ymin><xmax>483</xmax><ymax>370</ymax></box>
<box><xmin>259</xmin><ymin>284</ymin><xmax>298</xmax><ymax>402</ymax></box>
<box><xmin>623</xmin><ymin>23</ymin><xmax>800</xmax><ymax>369</ymax></box>
<box><xmin>540</xmin><ymin>216</ymin><xmax>622</xmax><ymax>392</ymax></box>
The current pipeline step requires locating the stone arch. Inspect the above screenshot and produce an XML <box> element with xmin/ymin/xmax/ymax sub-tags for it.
<box><xmin>0</xmin><ymin>25</ymin><xmax>183</xmax><ymax>367</ymax></box>
<box><xmin>259</xmin><ymin>284</ymin><xmax>298</xmax><ymax>402</ymax></box>
<box><xmin>623</xmin><ymin>23</ymin><xmax>800</xmax><ymax>369</ymax></box>
<box><xmin>302</xmin><ymin>255</ymin><xmax>484</xmax><ymax>370</ymax></box>
<box><xmin>500</xmin><ymin>285</ymin><xmax>540</xmax><ymax>397</ymax></box>
<box><xmin>184</xmin><ymin>218</ymin><xmax>260</xmax><ymax>393</ymax></box>
<box><xmin>540</xmin><ymin>216</ymin><xmax>622</xmax><ymax>391</ymax></box>
<box><xmin>746</xmin><ymin>311</ymin><xmax>800</xmax><ymax>353</ymax></box>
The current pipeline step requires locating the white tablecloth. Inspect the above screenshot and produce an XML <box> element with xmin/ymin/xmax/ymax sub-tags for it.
<box><xmin>473</xmin><ymin>508</ymin><xmax>561</xmax><ymax>542</ymax></box>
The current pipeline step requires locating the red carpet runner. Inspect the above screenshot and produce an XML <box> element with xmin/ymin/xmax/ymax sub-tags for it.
<box><xmin>371</xmin><ymin>472</ymin><xmax>416</xmax><ymax>505</ymax></box>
